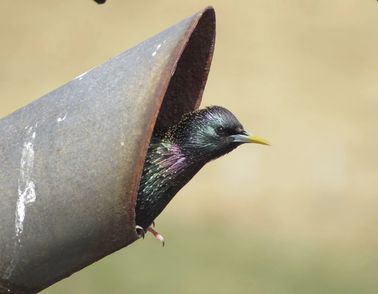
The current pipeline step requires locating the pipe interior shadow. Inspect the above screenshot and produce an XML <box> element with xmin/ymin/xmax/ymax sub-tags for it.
<box><xmin>135</xmin><ymin>8</ymin><xmax>216</xmax><ymax>222</ymax></box>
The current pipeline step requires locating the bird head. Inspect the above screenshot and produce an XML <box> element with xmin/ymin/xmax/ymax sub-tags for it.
<box><xmin>166</xmin><ymin>106</ymin><xmax>269</xmax><ymax>162</ymax></box>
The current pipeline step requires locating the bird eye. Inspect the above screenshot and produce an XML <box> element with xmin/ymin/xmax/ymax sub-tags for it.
<box><xmin>216</xmin><ymin>126</ymin><xmax>227</xmax><ymax>136</ymax></box>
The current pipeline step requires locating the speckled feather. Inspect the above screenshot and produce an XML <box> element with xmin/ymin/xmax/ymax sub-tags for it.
<box><xmin>135</xmin><ymin>106</ymin><xmax>246</xmax><ymax>229</ymax></box>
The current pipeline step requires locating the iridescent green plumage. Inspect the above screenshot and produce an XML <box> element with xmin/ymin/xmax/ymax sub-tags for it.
<box><xmin>135</xmin><ymin>106</ymin><xmax>264</xmax><ymax>230</ymax></box>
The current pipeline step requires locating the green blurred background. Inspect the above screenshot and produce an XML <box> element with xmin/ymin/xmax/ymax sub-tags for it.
<box><xmin>1</xmin><ymin>0</ymin><xmax>378</xmax><ymax>293</ymax></box>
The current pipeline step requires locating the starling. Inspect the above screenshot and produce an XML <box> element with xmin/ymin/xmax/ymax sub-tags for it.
<box><xmin>135</xmin><ymin>106</ymin><xmax>268</xmax><ymax>244</ymax></box>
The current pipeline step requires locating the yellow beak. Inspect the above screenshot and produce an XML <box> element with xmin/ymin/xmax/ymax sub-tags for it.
<box><xmin>231</xmin><ymin>133</ymin><xmax>270</xmax><ymax>145</ymax></box>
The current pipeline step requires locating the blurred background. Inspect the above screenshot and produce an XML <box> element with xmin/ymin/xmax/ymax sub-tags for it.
<box><xmin>1</xmin><ymin>0</ymin><xmax>377</xmax><ymax>293</ymax></box>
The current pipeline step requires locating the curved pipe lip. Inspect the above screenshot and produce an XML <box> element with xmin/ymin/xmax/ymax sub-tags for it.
<box><xmin>130</xmin><ymin>7</ymin><xmax>216</xmax><ymax>227</ymax></box>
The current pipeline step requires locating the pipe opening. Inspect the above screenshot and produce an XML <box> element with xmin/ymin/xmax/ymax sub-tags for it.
<box><xmin>155</xmin><ymin>7</ymin><xmax>215</xmax><ymax>133</ymax></box>
<box><xmin>134</xmin><ymin>8</ymin><xmax>215</xmax><ymax>224</ymax></box>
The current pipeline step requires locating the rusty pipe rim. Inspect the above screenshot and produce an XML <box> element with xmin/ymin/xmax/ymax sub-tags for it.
<box><xmin>128</xmin><ymin>7</ymin><xmax>216</xmax><ymax>228</ymax></box>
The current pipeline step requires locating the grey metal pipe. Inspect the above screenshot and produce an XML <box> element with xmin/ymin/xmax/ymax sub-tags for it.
<box><xmin>0</xmin><ymin>7</ymin><xmax>215</xmax><ymax>293</ymax></box>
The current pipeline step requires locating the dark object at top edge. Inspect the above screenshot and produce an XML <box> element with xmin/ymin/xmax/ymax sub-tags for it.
<box><xmin>94</xmin><ymin>0</ymin><xmax>107</xmax><ymax>4</ymax></box>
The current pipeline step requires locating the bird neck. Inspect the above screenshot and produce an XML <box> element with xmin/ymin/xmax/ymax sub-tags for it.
<box><xmin>178</xmin><ymin>139</ymin><xmax>238</xmax><ymax>166</ymax></box>
<box><xmin>159</xmin><ymin>139</ymin><xmax>206</xmax><ymax>176</ymax></box>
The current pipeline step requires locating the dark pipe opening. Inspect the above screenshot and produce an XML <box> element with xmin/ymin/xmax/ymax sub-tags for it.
<box><xmin>134</xmin><ymin>8</ymin><xmax>216</xmax><ymax>224</ymax></box>
<box><xmin>155</xmin><ymin>8</ymin><xmax>215</xmax><ymax>132</ymax></box>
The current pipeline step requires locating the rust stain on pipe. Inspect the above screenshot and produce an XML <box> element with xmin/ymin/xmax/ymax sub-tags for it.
<box><xmin>0</xmin><ymin>7</ymin><xmax>215</xmax><ymax>294</ymax></box>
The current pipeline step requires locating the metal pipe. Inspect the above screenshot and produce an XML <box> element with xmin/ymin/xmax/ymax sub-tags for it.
<box><xmin>0</xmin><ymin>7</ymin><xmax>215</xmax><ymax>293</ymax></box>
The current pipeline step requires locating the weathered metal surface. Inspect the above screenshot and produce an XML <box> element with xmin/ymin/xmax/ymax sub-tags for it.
<box><xmin>0</xmin><ymin>7</ymin><xmax>215</xmax><ymax>293</ymax></box>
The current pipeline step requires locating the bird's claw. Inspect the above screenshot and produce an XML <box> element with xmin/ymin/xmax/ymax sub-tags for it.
<box><xmin>135</xmin><ymin>224</ymin><xmax>165</xmax><ymax>246</ymax></box>
<box><xmin>147</xmin><ymin>226</ymin><xmax>165</xmax><ymax>247</ymax></box>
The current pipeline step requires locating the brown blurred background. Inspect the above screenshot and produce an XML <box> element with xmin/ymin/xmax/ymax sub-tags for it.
<box><xmin>1</xmin><ymin>1</ymin><xmax>378</xmax><ymax>293</ymax></box>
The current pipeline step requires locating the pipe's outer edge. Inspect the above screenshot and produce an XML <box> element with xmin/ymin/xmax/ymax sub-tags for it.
<box><xmin>0</xmin><ymin>7</ymin><xmax>215</xmax><ymax>293</ymax></box>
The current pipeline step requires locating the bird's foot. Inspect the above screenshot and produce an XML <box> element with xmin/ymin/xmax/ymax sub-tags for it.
<box><xmin>135</xmin><ymin>224</ymin><xmax>165</xmax><ymax>246</ymax></box>
<box><xmin>147</xmin><ymin>226</ymin><xmax>165</xmax><ymax>247</ymax></box>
